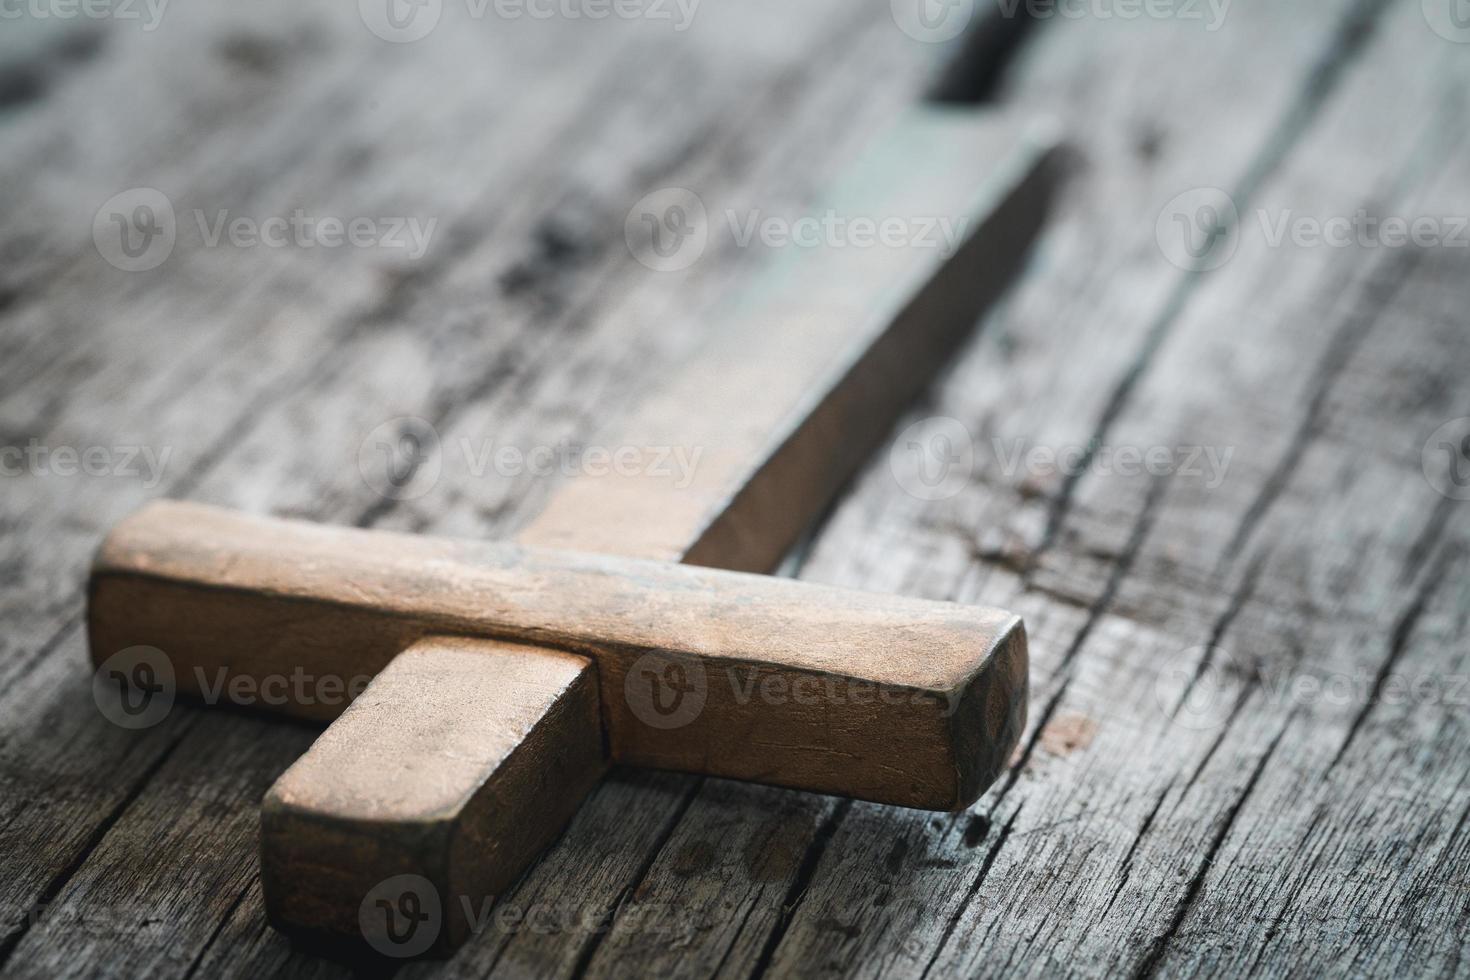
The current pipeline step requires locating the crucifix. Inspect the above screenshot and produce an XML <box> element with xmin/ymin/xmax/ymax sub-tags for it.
<box><xmin>88</xmin><ymin>109</ymin><xmax>1056</xmax><ymax>957</ymax></box>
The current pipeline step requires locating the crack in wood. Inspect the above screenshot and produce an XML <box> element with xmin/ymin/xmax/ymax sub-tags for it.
<box><xmin>1173</xmin><ymin>549</ymin><xmax>1268</xmax><ymax>727</ymax></box>
<box><xmin>1025</xmin><ymin>0</ymin><xmax>1396</xmax><ymax>581</ymax></box>
<box><xmin>1327</xmin><ymin>547</ymin><xmax>1455</xmax><ymax>775</ymax></box>
<box><xmin>746</xmin><ymin>798</ymin><xmax>853</xmax><ymax>980</ymax></box>
<box><xmin>1243</xmin><ymin>803</ymin><xmax>1332</xmax><ymax>976</ymax></box>
<box><xmin>568</xmin><ymin>777</ymin><xmax>705</xmax><ymax>980</ymax></box>
<box><xmin>917</xmin><ymin>804</ymin><xmax>1022</xmax><ymax>980</ymax></box>
<box><xmin>1219</xmin><ymin>248</ymin><xmax>1420</xmax><ymax>569</ymax></box>
<box><xmin>1176</xmin><ymin>673</ymin><xmax>1262</xmax><ymax>804</ymax></box>
<box><xmin>1401</xmin><ymin>495</ymin><xmax>1459</xmax><ymax>588</ymax></box>
<box><xmin>985</xmin><ymin>472</ymin><xmax>1169</xmax><ymax>815</ymax></box>
<box><xmin>181</xmin><ymin>874</ymin><xmax>260</xmax><ymax>980</ymax></box>
<box><xmin>1132</xmin><ymin>711</ymin><xmax>1296</xmax><ymax>979</ymax></box>
<box><xmin>1100</xmin><ymin>777</ymin><xmax>1177</xmax><ymax>920</ymax></box>
<box><xmin>0</xmin><ymin>718</ymin><xmax>195</xmax><ymax>971</ymax></box>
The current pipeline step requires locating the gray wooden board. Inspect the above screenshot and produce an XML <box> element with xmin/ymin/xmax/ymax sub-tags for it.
<box><xmin>1</xmin><ymin>0</ymin><xmax>1468</xmax><ymax>977</ymax></box>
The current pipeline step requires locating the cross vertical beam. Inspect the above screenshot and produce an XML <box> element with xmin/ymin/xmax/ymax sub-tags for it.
<box><xmin>88</xmin><ymin>108</ymin><xmax>1057</xmax><ymax>956</ymax></box>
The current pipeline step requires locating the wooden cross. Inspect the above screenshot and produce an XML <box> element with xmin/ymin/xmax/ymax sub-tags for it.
<box><xmin>87</xmin><ymin>109</ymin><xmax>1055</xmax><ymax>957</ymax></box>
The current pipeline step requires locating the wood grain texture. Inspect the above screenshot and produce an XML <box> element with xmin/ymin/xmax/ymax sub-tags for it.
<box><xmin>261</xmin><ymin>637</ymin><xmax>605</xmax><ymax>956</ymax></box>
<box><xmin>90</xmin><ymin>501</ymin><xmax>1027</xmax><ymax>811</ymax></box>
<box><xmin>522</xmin><ymin>109</ymin><xmax>1058</xmax><ymax>571</ymax></box>
<box><xmin>3</xmin><ymin>0</ymin><xmax>1469</xmax><ymax>977</ymax></box>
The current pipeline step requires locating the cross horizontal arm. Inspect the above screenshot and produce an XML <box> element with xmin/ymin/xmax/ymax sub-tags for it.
<box><xmin>91</xmin><ymin>500</ymin><xmax>1026</xmax><ymax>809</ymax></box>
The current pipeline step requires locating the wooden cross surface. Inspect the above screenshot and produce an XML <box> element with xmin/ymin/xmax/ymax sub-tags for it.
<box><xmin>87</xmin><ymin>111</ymin><xmax>1056</xmax><ymax>955</ymax></box>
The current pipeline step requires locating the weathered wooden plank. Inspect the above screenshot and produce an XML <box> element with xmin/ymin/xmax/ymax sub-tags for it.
<box><xmin>1</xmin><ymin>2</ymin><xmax>955</xmax><ymax>974</ymax></box>
<box><xmin>752</xmin><ymin>1</ymin><xmax>1470</xmax><ymax>977</ymax></box>
<box><xmin>1</xmin><ymin>8</ymin><xmax>642</xmax><ymax>965</ymax></box>
<box><xmin>458</xmin><ymin>2</ymin><xmax>1421</xmax><ymax>978</ymax></box>
<box><xmin>1103</xmin><ymin>82</ymin><xmax>1470</xmax><ymax>975</ymax></box>
<box><xmin>4</xmin><ymin>0</ymin><xmax>1469</xmax><ymax>978</ymax></box>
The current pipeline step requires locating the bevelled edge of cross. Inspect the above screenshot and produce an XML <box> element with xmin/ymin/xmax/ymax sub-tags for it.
<box><xmin>86</xmin><ymin>107</ymin><xmax>1059</xmax><ymax>957</ymax></box>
